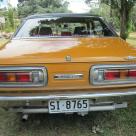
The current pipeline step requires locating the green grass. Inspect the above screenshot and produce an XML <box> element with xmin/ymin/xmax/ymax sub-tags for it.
<box><xmin>0</xmin><ymin>35</ymin><xmax>136</xmax><ymax>136</ymax></box>
<box><xmin>0</xmin><ymin>39</ymin><xmax>8</xmax><ymax>44</ymax></box>
<box><xmin>127</xmin><ymin>33</ymin><xmax>136</xmax><ymax>46</ymax></box>
<box><xmin>0</xmin><ymin>39</ymin><xmax>9</xmax><ymax>49</ymax></box>
<box><xmin>0</xmin><ymin>101</ymin><xmax>136</xmax><ymax>136</ymax></box>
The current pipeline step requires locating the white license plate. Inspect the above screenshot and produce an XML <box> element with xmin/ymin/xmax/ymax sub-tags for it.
<box><xmin>48</xmin><ymin>99</ymin><xmax>89</xmax><ymax>113</ymax></box>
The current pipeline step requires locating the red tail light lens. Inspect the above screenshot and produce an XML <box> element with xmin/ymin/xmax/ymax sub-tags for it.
<box><xmin>0</xmin><ymin>72</ymin><xmax>6</xmax><ymax>82</ymax></box>
<box><xmin>16</xmin><ymin>72</ymin><xmax>31</xmax><ymax>82</ymax></box>
<box><xmin>128</xmin><ymin>70</ymin><xmax>136</xmax><ymax>78</ymax></box>
<box><xmin>104</xmin><ymin>70</ymin><xmax>120</xmax><ymax>80</ymax></box>
<box><xmin>104</xmin><ymin>70</ymin><xmax>136</xmax><ymax>80</ymax></box>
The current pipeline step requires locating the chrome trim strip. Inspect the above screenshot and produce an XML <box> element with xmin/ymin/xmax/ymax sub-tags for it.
<box><xmin>91</xmin><ymin>64</ymin><xmax>136</xmax><ymax>86</ymax></box>
<box><xmin>54</xmin><ymin>74</ymin><xmax>83</xmax><ymax>80</ymax></box>
<box><xmin>0</xmin><ymin>66</ymin><xmax>47</xmax><ymax>88</ymax></box>
<box><xmin>0</xmin><ymin>90</ymin><xmax>136</xmax><ymax>101</ymax></box>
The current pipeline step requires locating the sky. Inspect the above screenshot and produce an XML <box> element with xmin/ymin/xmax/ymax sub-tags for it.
<box><xmin>0</xmin><ymin>0</ymin><xmax>91</xmax><ymax>13</ymax></box>
<box><xmin>10</xmin><ymin>0</ymin><xmax>18</xmax><ymax>7</ymax></box>
<box><xmin>67</xmin><ymin>0</ymin><xmax>90</xmax><ymax>13</ymax></box>
<box><xmin>0</xmin><ymin>0</ymin><xmax>18</xmax><ymax>8</ymax></box>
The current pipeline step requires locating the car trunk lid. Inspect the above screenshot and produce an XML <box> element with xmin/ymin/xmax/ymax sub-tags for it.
<box><xmin>0</xmin><ymin>37</ymin><xmax>135</xmax><ymax>64</ymax></box>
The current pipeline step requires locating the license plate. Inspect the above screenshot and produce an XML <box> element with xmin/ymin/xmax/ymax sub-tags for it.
<box><xmin>48</xmin><ymin>99</ymin><xmax>89</xmax><ymax>113</ymax></box>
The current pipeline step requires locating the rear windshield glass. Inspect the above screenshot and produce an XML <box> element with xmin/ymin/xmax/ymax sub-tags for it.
<box><xmin>14</xmin><ymin>16</ymin><xmax>116</xmax><ymax>38</ymax></box>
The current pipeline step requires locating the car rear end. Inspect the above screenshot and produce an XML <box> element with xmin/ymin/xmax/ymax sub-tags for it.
<box><xmin>0</xmin><ymin>62</ymin><xmax>136</xmax><ymax>116</ymax></box>
<box><xmin>0</xmin><ymin>13</ymin><xmax>136</xmax><ymax>117</ymax></box>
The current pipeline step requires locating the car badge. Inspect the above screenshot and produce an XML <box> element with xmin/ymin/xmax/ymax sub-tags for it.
<box><xmin>54</xmin><ymin>74</ymin><xmax>83</xmax><ymax>80</ymax></box>
<box><xmin>65</xmin><ymin>56</ymin><xmax>72</xmax><ymax>62</ymax></box>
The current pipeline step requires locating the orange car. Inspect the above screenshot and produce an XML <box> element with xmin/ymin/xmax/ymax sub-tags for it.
<box><xmin>0</xmin><ymin>13</ymin><xmax>136</xmax><ymax>119</ymax></box>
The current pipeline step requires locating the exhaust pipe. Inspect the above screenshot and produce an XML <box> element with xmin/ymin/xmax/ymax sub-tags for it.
<box><xmin>22</xmin><ymin>114</ymin><xmax>29</xmax><ymax>122</ymax></box>
<box><xmin>8</xmin><ymin>102</ymin><xmax>128</xmax><ymax>114</ymax></box>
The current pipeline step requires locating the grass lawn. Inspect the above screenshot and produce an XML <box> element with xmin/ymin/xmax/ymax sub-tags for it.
<box><xmin>0</xmin><ymin>39</ymin><xmax>9</xmax><ymax>49</ymax></box>
<box><xmin>0</xmin><ymin>36</ymin><xmax>136</xmax><ymax>136</ymax></box>
<box><xmin>127</xmin><ymin>33</ymin><xmax>136</xmax><ymax>46</ymax></box>
<box><xmin>0</xmin><ymin>39</ymin><xmax>9</xmax><ymax>44</ymax></box>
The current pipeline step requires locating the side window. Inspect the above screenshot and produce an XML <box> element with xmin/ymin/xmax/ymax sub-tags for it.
<box><xmin>93</xmin><ymin>20</ymin><xmax>104</xmax><ymax>36</ymax></box>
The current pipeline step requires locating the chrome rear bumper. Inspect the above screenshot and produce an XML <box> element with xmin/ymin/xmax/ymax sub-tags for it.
<box><xmin>0</xmin><ymin>89</ymin><xmax>136</xmax><ymax>101</ymax></box>
<box><xmin>0</xmin><ymin>89</ymin><xmax>136</xmax><ymax>114</ymax></box>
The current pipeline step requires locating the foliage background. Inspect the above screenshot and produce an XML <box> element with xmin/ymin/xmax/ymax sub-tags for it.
<box><xmin>0</xmin><ymin>0</ymin><xmax>136</xmax><ymax>37</ymax></box>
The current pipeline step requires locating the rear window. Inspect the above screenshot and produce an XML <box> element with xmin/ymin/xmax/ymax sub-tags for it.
<box><xmin>14</xmin><ymin>16</ymin><xmax>116</xmax><ymax>38</ymax></box>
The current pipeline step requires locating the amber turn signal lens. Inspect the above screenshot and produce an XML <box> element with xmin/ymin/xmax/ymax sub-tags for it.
<box><xmin>6</xmin><ymin>73</ymin><xmax>16</xmax><ymax>82</ymax></box>
<box><xmin>119</xmin><ymin>70</ymin><xmax>128</xmax><ymax>79</ymax></box>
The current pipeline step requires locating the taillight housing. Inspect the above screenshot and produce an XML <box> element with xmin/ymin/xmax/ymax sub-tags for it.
<box><xmin>91</xmin><ymin>65</ymin><xmax>136</xmax><ymax>85</ymax></box>
<box><xmin>0</xmin><ymin>67</ymin><xmax>47</xmax><ymax>87</ymax></box>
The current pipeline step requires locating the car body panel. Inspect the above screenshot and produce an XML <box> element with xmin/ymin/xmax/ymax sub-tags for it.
<box><xmin>0</xmin><ymin>37</ymin><xmax>136</xmax><ymax>64</ymax></box>
<box><xmin>0</xmin><ymin>37</ymin><xmax>136</xmax><ymax>92</ymax></box>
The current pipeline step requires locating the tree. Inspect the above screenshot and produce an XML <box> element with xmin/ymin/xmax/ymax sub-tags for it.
<box><xmin>130</xmin><ymin>5</ymin><xmax>136</xmax><ymax>31</ymax></box>
<box><xmin>89</xmin><ymin>3</ymin><xmax>120</xmax><ymax>30</ymax></box>
<box><xmin>0</xmin><ymin>7</ymin><xmax>18</xmax><ymax>32</ymax></box>
<box><xmin>86</xmin><ymin>0</ymin><xmax>136</xmax><ymax>40</ymax></box>
<box><xmin>18</xmin><ymin>0</ymin><xmax>69</xmax><ymax>18</ymax></box>
<box><xmin>7</xmin><ymin>7</ymin><xmax>15</xmax><ymax>30</ymax></box>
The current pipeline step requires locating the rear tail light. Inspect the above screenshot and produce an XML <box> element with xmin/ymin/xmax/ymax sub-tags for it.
<box><xmin>104</xmin><ymin>70</ymin><xmax>120</xmax><ymax>80</ymax></box>
<box><xmin>0</xmin><ymin>72</ymin><xmax>32</xmax><ymax>82</ymax></box>
<box><xmin>91</xmin><ymin>65</ymin><xmax>136</xmax><ymax>85</ymax></box>
<box><xmin>0</xmin><ymin>67</ymin><xmax>47</xmax><ymax>87</ymax></box>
